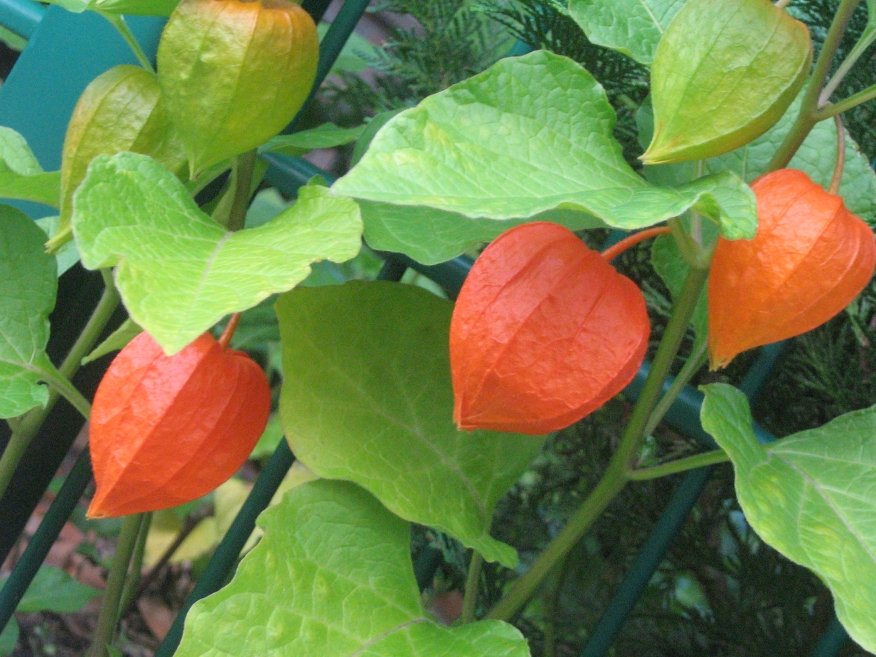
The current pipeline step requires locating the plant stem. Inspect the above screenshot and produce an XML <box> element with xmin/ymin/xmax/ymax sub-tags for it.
<box><xmin>668</xmin><ymin>218</ymin><xmax>704</xmax><ymax>269</ymax></box>
<box><xmin>461</xmin><ymin>551</ymin><xmax>483</xmax><ymax>624</ymax></box>
<box><xmin>601</xmin><ymin>226</ymin><xmax>671</xmax><ymax>263</ymax></box>
<box><xmin>39</xmin><ymin>360</ymin><xmax>92</xmax><ymax>420</ymax></box>
<box><xmin>820</xmin><ymin>26</ymin><xmax>876</xmax><ymax>103</ymax></box>
<box><xmin>829</xmin><ymin>115</ymin><xmax>846</xmax><ymax>195</ymax></box>
<box><xmin>0</xmin><ymin>273</ymin><xmax>119</xmax><ymax>500</ymax></box>
<box><xmin>120</xmin><ymin>513</ymin><xmax>152</xmax><ymax>615</ymax></box>
<box><xmin>88</xmin><ymin>513</ymin><xmax>144</xmax><ymax>657</ymax></box>
<box><xmin>486</xmin><ymin>264</ymin><xmax>711</xmax><ymax>621</ymax></box>
<box><xmin>485</xmin><ymin>467</ymin><xmax>625</xmax><ymax>621</ymax></box>
<box><xmin>628</xmin><ymin>449</ymin><xmax>730</xmax><ymax>481</ymax></box>
<box><xmin>218</xmin><ymin>313</ymin><xmax>242</xmax><ymax>349</ymax></box>
<box><xmin>227</xmin><ymin>150</ymin><xmax>258</xmax><ymax>232</ymax></box>
<box><xmin>814</xmin><ymin>82</ymin><xmax>876</xmax><ymax>121</ymax></box>
<box><xmin>775</xmin><ymin>0</ymin><xmax>794</xmax><ymax>9</ymax></box>
<box><xmin>613</xmin><ymin>264</ymin><xmax>712</xmax><ymax>471</ymax></box>
<box><xmin>643</xmin><ymin>340</ymin><xmax>708</xmax><ymax>438</ymax></box>
<box><xmin>101</xmin><ymin>13</ymin><xmax>155</xmax><ymax>73</ymax></box>
<box><xmin>766</xmin><ymin>0</ymin><xmax>862</xmax><ymax>172</ymax></box>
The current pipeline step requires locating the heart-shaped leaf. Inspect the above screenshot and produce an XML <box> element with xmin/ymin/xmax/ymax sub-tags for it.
<box><xmin>0</xmin><ymin>127</ymin><xmax>61</xmax><ymax>207</ymax></box>
<box><xmin>701</xmin><ymin>384</ymin><xmax>876</xmax><ymax>653</ymax></box>
<box><xmin>0</xmin><ymin>205</ymin><xmax>57</xmax><ymax>418</ymax></box>
<box><xmin>175</xmin><ymin>480</ymin><xmax>531</xmax><ymax>657</ymax></box>
<box><xmin>568</xmin><ymin>0</ymin><xmax>686</xmax><ymax>65</ymax></box>
<box><xmin>73</xmin><ymin>153</ymin><xmax>363</xmax><ymax>355</ymax></box>
<box><xmin>335</xmin><ymin>51</ymin><xmax>757</xmax><ymax>262</ymax></box>
<box><xmin>277</xmin><ymin>282</ymin><xmax>545</xmax><ymax>566</ymax></box>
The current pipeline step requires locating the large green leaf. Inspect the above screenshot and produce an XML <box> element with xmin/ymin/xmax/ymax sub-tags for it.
<box><xmin>701</xmin><ymin>384</ymin><xmax>876</xmax><ymax>652</ymax></box>
<box><xmin>568</xmin><ymin>0</ymin><xmax>686</xmax><ymax>65</ymax></box>
<box><xmin>639</xmin><ymin>93</ymin><xmax>876</xmax><ymax>224</ymax></box>
<box><xmin>277</xmin><ymin>282</ymin><xmax>544</xmax><ymax>566</ymax></box>
<box><xmin>0</xmin><ymin>127</ymin><xmax>61</xmax><ymax>207</ymax></box>
<box><xmin>361</xmin><ymin>201</ymin><xmax>604</xmax><ymax>265</ymax></box>
<box><xmin>176</xmin><ymin>480</ymin><xmax>530</xmax><ymax>657</ymax></box>
<box><xmin>334</xmin><ymin>51</ymin><xmax>756</xmax><ymax>262</ymax></box>
<box><xmin>642</xmin><ymin>0</ymin><xmax>811</xmax><ymax>164</ymax></box>
<box><xmin>73</xmin><ymin>153</ymin><xmax>362</xmax><ymax>355</ymax></box>
<box><xmin>0</xmin><ymin>205</ymin><xmax>57</xmax><ymax>418</ymax></box>
<box><xmin>707</xmin><ymin>100</ymin><xmax>876</xmax><ymax>223</ymax></box>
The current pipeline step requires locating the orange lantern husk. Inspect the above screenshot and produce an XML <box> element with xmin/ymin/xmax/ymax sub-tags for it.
<box><xmin>450</xmin><ymin>222</ymin><xmax>650</xmax><ymax>435</ymax></box>
<box><xmin>708</xmin><ymin>168</ymin><xmax>876</xmax><ymax>369</ymax></box>
<box><xmin>88</xmin><ymin>331</ymin><xmax>271</xmax><ymax>518</ymax></box>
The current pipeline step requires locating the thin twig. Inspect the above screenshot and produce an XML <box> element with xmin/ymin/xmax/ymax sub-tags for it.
<box><xmin>829</xmin><ymin>114</ymin><xmax>846</xmax><ymax>195</ymax></box>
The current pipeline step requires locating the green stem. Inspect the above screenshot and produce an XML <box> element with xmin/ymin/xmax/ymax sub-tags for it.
<box><xmin>813</xmin><ymin>83</ymin><xmax>876</xmax><ymax>121</ymax></box>
<box><xmin>642</xmin><ymin>340</ymin><xmax>708</xmax><ymax>439</ymax></box>
<box><xmin>0</xmin><ymin>273</ymin><xmax>119</xmax><ymax>500</ymax></box>
<box><xmin>461</xmin><ymin>551</ymin><xmax>483</xmax><ymax>624</ymax></box>
<box><xmin>486</xmin><ymin>264</ymin><xmax>711</xmax><ymax>622</ymax></box>
<box><xmin>101</xmin><ymin>13</ymin><xmax>155</xmax><ymax>73</ymax></box>
<box><xmin>628</xmin><ymin>449</ymin><xmax>730</xmax><ymax>481</ymax></box>
<box><xmin>485</xmin><ymin>467</ymin><xmax>625</xmax><ymax>621</ymax></box>
<box><xmin>39</xmin><ymin>360</ymin><xmax>92</xmax><ymax>420</ymax></box>
<box><xmin>820</xmin><ymin>27</ymin><xmax>876</xmax><ymax>102</ymax></box>
<box><xmin>88</xmin><ymin>513</ymin><xmax>144</xmax><ymax>657</ymax></box>
<box><xmin>668</xmin><ymin>218</ymin><xmax>703</xmax><ymax>269</ymax></box>
<box><xmin>227</xmin><ymin>150</ymin><xmax>258</xmax><ymax>232</ymax></box>
<box><xmin>613</xmin><ymin>264</ymin><xmax>712</xmax><ymax>471</ymax></box>
<box><xmin>766</xmin><ymin>0</ymin><xmax>862</xmax><ymax>172</ymax></box>
<box><xmin>120</xmin><ymin>512</ymin><xmax>152</xmax><ymax>615</ymax></box>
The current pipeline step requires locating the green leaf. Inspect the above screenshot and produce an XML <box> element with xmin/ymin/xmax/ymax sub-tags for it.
<box><xmin>42</xmin><ymin>0</ymin><xmax>90</xmax><ymax>12</ymax></box>
<box><xmin>317</xmin><ymin>22</ymin><xmax>381</xmax><ymax>74</ymax></box>
<box><xmin>651</xmin><ymin>234</ymin><xmax>707</xmax><ymax>347</ymax></box>
<box><xmin>92</xmin><ymin>0</ymin><xmax>181</xmax><ymax>15</ymax></box>
<box><xmin>642</xmin><ymin>0</ymin><xmax>812</xmax><ymax>164</ymax></box>
<box><xmin>44</xmin><ymin>0</ymin><xmax>180</xmax><ymax>15</ymax></box>
<box><xmin>0</xmin><ymin>618</ymin><xmax>18</xmax><ymax>656</ymax></box>
<box><xmin>568</xmin><ymin>0</ymin><xmax>686</xmax><ymax>65</ymax></box>
<box><xmin>351</xmin><ymin>110</ymin><xmax>403</xmax><ymax>167</ymax></box>
<box><xmin>334</xmin><ymin>50</ymin><xmax>757</xmax><ymax>257</ymax></box>
<box><xmin>701</xmin><ymin>384</ymin><xmax>876</xmax><ymax>653</ymax></box>
<box><xmin>277</xmin><ymin>282</ymin><xmax>545</xmax><ymax>566</ymax></box>
<box><xmin>35</xmin><ymin>216</ymin><xmax>80</xmax><ymax>276</ymax></box>
<box><xmin>15</xmin><ymin>566</ymin><xmax>100</xmax><ymax>613</ymax></box>
<box><xmin>176</xmin><ymin>480</ymin><xmax>531</xmax><ymax>657</ymax></box>
<box><xmin>81</xmin><ymin>318</ymin><xmax>142</xmax><ymax>365</ymax></box>
<box><xmin>362</xmin><ymin>201</ymin><xmax>602</xmax><ymax>265</ymax></box>
<box><xmin>706</xmin><ymin>96</ymin><xmax>876</xmax><ymax>223</ymax></box>
<box><xmin>640</xmin><ymin>91</ymin><xmax>876</xmax><ymax>224</ymax></box>
<box><xmin>0</xmin><ymin>127</ymin><xmax>61</xmax><ymax>207</ymax></box>
<box><xmin>250</xmin><ymin>412</ymin><xmax>284</xmax><ymax>460</ymax></box>
<box><xmin>73</xmin><ymin>153</ymin><xmax>362</xmax><ymax>355</ymax></box>
<box><xmin>0</xmin><ymin>205</ymin><xmax>57</xmax><ymax>418</ymax></box>
<box><xmin>260</xmin><ymin>123</ymin><xmax>365</xmax><ymax>158</ymax></box>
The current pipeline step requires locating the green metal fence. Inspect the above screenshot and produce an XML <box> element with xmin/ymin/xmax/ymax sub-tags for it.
<box><xmin>0</xmin><ymin>2</ymin><xmax>853</xmax><ymax>655</ymax></box>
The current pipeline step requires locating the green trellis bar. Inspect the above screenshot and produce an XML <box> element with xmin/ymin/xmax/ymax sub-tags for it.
<box><xmin>0</xmin><ymin>2</ymin><xmax>852</xmax><ymax>656</ymax></box>
<box><xmin>0</xmin><ymin>0</ymin><xmax>43</xmax><ymax>39</ymax></box>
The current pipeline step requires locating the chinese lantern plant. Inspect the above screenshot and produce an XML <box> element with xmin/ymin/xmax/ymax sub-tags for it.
<box><xmin>3</xmin><ymin>0</ymin><xmax>876</xmax><ymax>655</ymax></box>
